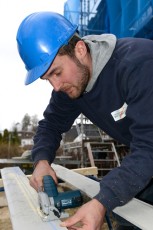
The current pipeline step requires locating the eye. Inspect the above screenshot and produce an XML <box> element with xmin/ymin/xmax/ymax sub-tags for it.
<box><xmin>55</xmin><ymin>72</ymin><xmax>61</xmax><ymax>77</ymax></box>
<box><xmin>41</xmin><ymin>77</ymin><xmax>48</xmax><ymax>81</ymax></box>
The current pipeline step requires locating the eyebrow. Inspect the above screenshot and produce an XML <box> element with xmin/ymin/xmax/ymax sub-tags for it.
<box><xmin>40</xmin><ymin>67</ymin><xmax>59</xmax><ymax>79</ymax></box>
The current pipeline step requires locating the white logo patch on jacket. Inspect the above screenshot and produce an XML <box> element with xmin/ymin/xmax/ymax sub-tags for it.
<box><xmin>111</xmin><ymin>103</ymin><xmax>128</xmax><ymax>121</ymax></box>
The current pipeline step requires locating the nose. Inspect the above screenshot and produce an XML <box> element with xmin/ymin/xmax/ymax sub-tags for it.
<box><xmin>48</xmin><ymin>78</ymin><xmax>62</xmax><ymax>91</ymax></box>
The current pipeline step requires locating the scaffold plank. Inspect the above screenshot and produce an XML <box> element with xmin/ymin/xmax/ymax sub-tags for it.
<box><xmin>1</xmin><ymin>167</ymin><xmax>67</xmax><ymax>230</ymax></box>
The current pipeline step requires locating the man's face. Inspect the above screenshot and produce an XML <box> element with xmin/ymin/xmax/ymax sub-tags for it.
<box><xmin>41</xmin><ymin>54</ymin><xmax>91</xmax><ymax>99</ymax></box>
<box><xmin>41</xmin><ymin>40</ymin><xmax>91</xmax><ymax>99</ymax></box>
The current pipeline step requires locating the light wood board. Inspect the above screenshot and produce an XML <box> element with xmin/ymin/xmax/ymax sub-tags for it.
<box><xmin>1</xmin><ymin>166</ymin><xmax>67</xmax><ymax>230</ymax></box>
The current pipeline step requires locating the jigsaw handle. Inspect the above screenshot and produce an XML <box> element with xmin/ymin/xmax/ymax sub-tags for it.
<box><xmin>43</xmin><ymin>175</ymin><xmax>58</xmax><ymax>197</ymax></box>
<box><xmin>43</xmin><ymin>175</ymin><xmax>83</xmax><ymax>211</ymax></box>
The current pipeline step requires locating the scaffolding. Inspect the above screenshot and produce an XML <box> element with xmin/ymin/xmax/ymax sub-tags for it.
<box><xmin>64</xmin><ymin>0</ymin><xmax>105</xmax><ymax>37</ymax></box>
<box><xmin>64</xmin><ymin>0</ymin><xmax>153</xmax><ymax>39</ymax></box>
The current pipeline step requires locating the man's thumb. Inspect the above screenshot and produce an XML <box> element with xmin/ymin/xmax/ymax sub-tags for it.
<box><xmin>60</xmin><ymin>215</ymin><xmax>80</xmax><ymax>227</ymax></box>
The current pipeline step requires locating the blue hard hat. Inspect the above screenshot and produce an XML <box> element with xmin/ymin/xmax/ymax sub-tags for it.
<box><xmin>16</xmin><ymin>11</ymin><xmax>78</xmax><ymax>85</ymax></box>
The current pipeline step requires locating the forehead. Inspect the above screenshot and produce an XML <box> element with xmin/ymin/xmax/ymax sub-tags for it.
<box><xmin>50</xmin><ymin>53</ymin><xmax>76</xmax><ymax>70</ymax></box>
<box><xmin>50</xmin><ymin>54</ymin><xmax>65</xmax><ymax>69</ymax></box>
<box><xmin>45</xmin><ymin>55</ymin><xmax>62</xmax><ymax>74</ymax></box>
<box><xmin>41</xmin><ymin>55</ymin><xmax>65</xmax><ymax>79</ymax></box>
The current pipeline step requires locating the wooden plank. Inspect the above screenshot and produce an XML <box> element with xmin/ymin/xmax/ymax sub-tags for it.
<box><xmin>26</xmin><ymin>167</ymin><xmax>98</xmax><ymax>181</ymax></box>
<box><xmin>52</xmin><ymin>164</ymin><xmax>153</xmax><ymax>230</ymax></box>
<box><xmin>35</xmin><ymin>166</ymin><xmax>98</xmax><ymax>177</ymax></box>
<box><xmin>84</xmin><ymin>142</ymin><xmax>95</xmax><ymax>167</ymax></box>
<box><xmin>1</xmin><ymin>167</ymin><xmax>67</xmax><ymax>230</ymax></box>
<box><xmin>72</xmin><ymin>166</ymin><xmax>98</xmax><ymax>176</ymax></box>
<box><xmin>114</xmin><ymin>198</ymin><xmax>153</xmax><ymax>230</ymax></box>
<box><xmin>52</xmin><ymin>163</ymin><xmax>99</xmax><ymax>197</ymax></box>
<box><xmin>0</xmin><ymin>159</ymin><xmax>32</xmax><ymax>164</ymax></box>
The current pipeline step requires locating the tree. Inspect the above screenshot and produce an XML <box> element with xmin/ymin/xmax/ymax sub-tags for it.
<box><xmin>11</xmin><ymin>127</ymin><xmax>20</xmax><ymax>145</ymax></box>
<box><xmin>2</xmin><ymin>129</ymin><xmax>9</xmax><ymax>143</ymax></box>
<box><xmin>21</xmin><ymin>113</ymin><xmax>31</xmax><ymax>131</ymax></box>
<box><xmin>0</xmin><ymin>133</ymin><xmax>2</xmax><ymax>143</ymax></box>
<box><xmin>31</xmin><ymin>114</ymin><xmax>39</xmax><ymax>132</ymax></box>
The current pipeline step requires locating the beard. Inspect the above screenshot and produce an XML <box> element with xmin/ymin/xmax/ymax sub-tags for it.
<box><xmin>61</xmin><ymin>56</ymin><xmax>91</xmax><ymax>99</ymax></box>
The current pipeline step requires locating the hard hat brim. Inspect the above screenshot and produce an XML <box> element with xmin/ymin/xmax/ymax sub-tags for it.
<box><xmin>24</xmin><ymin>51</ymin><xmax>57</xmax><ymax>85</ymax></box>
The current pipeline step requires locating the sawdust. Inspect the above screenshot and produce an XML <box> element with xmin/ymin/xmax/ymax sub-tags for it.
<box><xmin>0</xmin><ymin>193</ymin><xmax>13</xmax><ymax>230</ymax></box>
<box><xmin>0</xmin><ymin>207</ymin><xmax>12</xmax><ymax>230</ymax></box>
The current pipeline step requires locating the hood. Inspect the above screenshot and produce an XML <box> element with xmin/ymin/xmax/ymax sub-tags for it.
<box><xmin>83</xmin><ymin>34</ymin><xmax>117</xmax><ymax>92</ymax></box>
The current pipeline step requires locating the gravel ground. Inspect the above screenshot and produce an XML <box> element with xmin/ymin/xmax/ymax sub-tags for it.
<box><xmin>0</xmin><ymin>192</ymin><xmax>12</xmax><ymax>230</ymax></box>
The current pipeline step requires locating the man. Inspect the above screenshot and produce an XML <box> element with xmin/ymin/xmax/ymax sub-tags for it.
<box><xmin>16</xmin><ymin>11</ymin><xmax>153</xmax><ymax>230</ymax></box>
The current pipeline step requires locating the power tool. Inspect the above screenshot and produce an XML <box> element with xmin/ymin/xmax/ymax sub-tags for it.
<box><xmin>38</xmin><ymin>175</ymin><xmax>83</xmax><ymax>221</ymax></box>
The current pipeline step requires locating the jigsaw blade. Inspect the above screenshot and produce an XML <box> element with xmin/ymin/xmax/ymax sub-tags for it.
<box><xmin>38</xmin><ymin>190</ymin><xmax>60</xmax><ymax>221</ymax></box>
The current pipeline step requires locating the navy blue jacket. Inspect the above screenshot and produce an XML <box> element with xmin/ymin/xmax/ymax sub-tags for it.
<box><xmin>32</xmin><ymin>37</ymin><xmax>153</xmax><ymax>211</ymax></box>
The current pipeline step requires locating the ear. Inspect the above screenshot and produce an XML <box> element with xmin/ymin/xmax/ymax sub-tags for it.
<box><xmin>75</xmin><ymin>40</ymin><xmax>87</xmax><ymax>61</ymax></box>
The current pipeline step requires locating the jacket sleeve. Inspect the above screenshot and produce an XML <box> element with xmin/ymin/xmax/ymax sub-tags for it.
<box><xmin>94</xmin><ymin>59</ymin><xmax>153</xmax><ymax>211</ymax></box>
<box><xmin>32</xmin><ymin>91</ymin><xmax>81</xmax><ymax>164</ymax></box>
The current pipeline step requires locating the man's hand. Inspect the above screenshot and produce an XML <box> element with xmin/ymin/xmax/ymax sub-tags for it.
<box><xmin>29</xmin><ymin>160</ymin><xmax>58</xmax><ymax>191</ymax></box>
<box><xmin>61</xmin><ymin>198</ymin><xmax>106</xmax><ymax>230</ymax></box>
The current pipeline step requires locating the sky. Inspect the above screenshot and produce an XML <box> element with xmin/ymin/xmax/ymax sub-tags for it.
<box><xmin>0</xmin><ymin>0</ymin><xmax>67</xmax><ymax>131</ymax></box>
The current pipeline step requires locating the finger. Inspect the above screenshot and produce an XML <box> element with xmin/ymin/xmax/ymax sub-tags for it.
<box><xmin>29</xmin><ymin>176</ymin><xmax>43</xmax><ymax>191</ymax></box>
<box><xmin>68</xmin><ymin>225</ymin><xmax>87</xmax><ymax>230</ymax></box>
<box><xmin>50</xmin><ymin>171</ymin><xmax>58</xmax><ymax>184</ymax></box>
<box><xmin>29</xmin><ymin>177</ymin><xmax>37</xmax><ymax>190</ymax></box>
<box><xmin>68</xmin><ymin>227</ymin><xmax>78</xmax><ymax>230</ymax></box>
<box><xmin>60</xmin><ymin>215</ymin><xmax>81</xmax><ymax>228</ymax></box>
